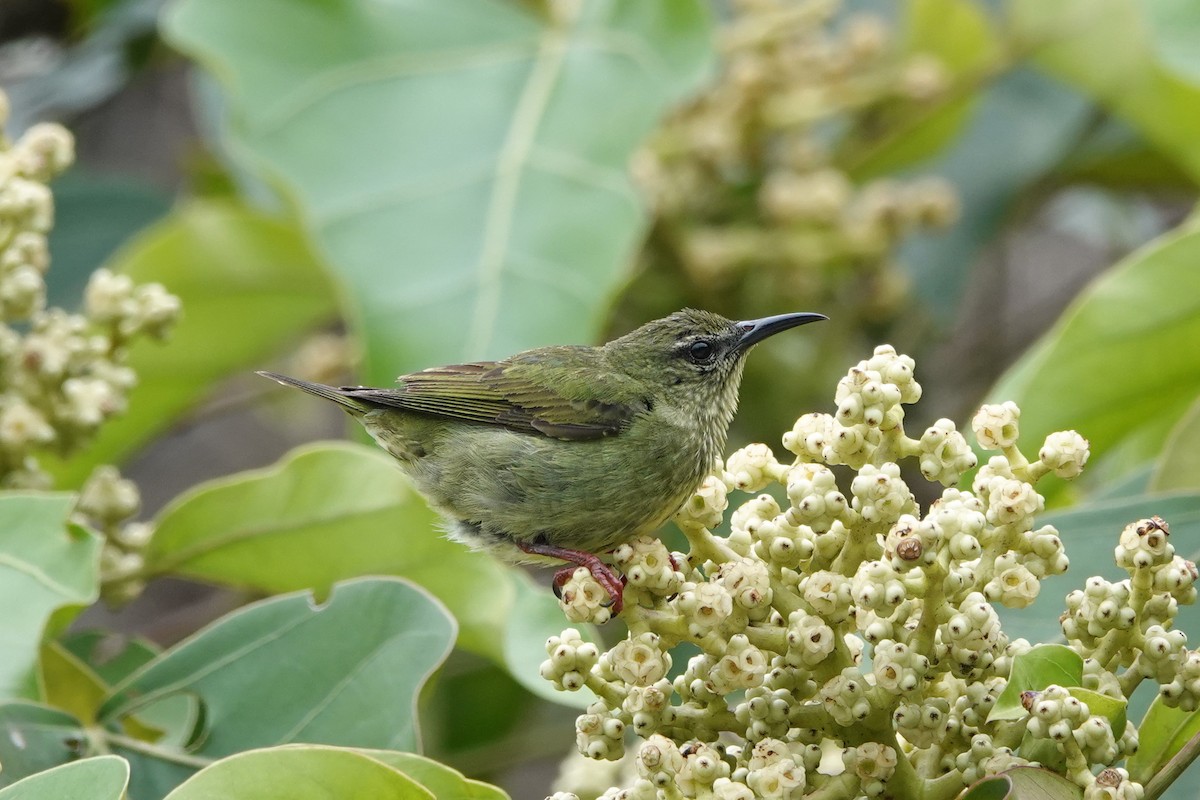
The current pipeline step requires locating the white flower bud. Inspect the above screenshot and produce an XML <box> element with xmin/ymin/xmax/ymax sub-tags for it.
<box><xmin>1038</xmin><ymin>430</ymin><xmax>1089</xmax><ymax>479</ymax></box>
<box><xmin>676</xmin><ymin>475</ymin><xmax>728</xmax><ymax>530</ymax></box>
<box><xmin>972</xmin><ymin>401</ymin><xmax>1020</xmax><ymax>450</ymax></box>
<box><xmin>725</xmin><ymin>442</ymin><xmax>783</xmax><ymax>492</ymax></box>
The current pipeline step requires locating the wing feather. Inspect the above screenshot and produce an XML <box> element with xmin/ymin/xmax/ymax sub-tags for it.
<box><xmin>340</xmin><ymin>355</ymin><xmax>647</xmax><ymax>440</ymax></box>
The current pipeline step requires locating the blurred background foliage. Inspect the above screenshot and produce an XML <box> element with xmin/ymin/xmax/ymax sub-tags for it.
<box><xmin>1</xmin><ymin>0</ymin><xmax>1199</xmax><ymax>797</ymax></box>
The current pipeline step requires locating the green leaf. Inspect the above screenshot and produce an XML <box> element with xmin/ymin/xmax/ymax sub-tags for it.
<box><xmin>846</xmin><ymin>0</ymin><xmax>998</xmax><ymax>177</ymax></box>
<box><xmin>962</xmin><ymin>766</ymin><xmax>1082</xmax><ymax>799</ymax></box>
<box><xmin>1011</xmin><ymin>0</ymin><xmax>1200</xmax><ymax>183</ymax></box>
<box><xmin>162</xmin><ymin>0</ymin><xmax>716</xmax><ymax>382</ymax></box>
<box><xmin>162</xmin><ymin>746</ymin><xmax>431</xmax><ymax>800</ymax></box>
<box><xmin>0</xmin><ymin>754</ymin><xmax>129</xmax><ymax>800</ymax></box>
<box><xmin>0</xmin><ymin>494</ymin><xmax>100</xmax><ymax>699</ymax></box>
<box><xmin>990</xmin><ymin>644</ymin><xmax>1083</xmax><ymax>722</ymax></box>
<box><xmin>1066</xmin><ymin>687</ymin><xmax>1126</xmax><ymax>741</ymax></box>
<box><xmin>0</xmin><ymin>702</ymin><xmax>87</xmax><ymax>787</ymax></box>
<box><xmin>988</xmin><ymin>222</ymin><xmax>1200</xmax><ymax>486</ymax></box>
<box><xmin>1144</xmin><ymin>0</ymin><xmax>1200</xmax><ymax>84</ymax></box>
<box><xmin>1129</xmin><ymin>696</ymin><xmax>1200</xmax><ymax>783</ymax></box>
<box><xmin>142</xmin><ymin>442</ymin><xmax>597</xmax><ymax>707</ymax></box>
<box><xmin>44</xmin><ymin>199</ymin><xmax>337</xmax><ymax>487</ymax></box>
<box><xmin>357</xmin><ymin>750</ymin><xmax>510</xmax><ymax>800</ymax></box>
<box><xmin>1151</xmin><ymin>394</ymin><xmax>1200</xmax><ymax>492</ymax></box>
<box><xmin>60</xmin><ymin>632</ymin><xmax>199</xmax><ymax>747</ymax></box>
<box><xmin>98</xmin><ymin>578</ymin><xmax>455</xmax><ymax>797</ymax></box>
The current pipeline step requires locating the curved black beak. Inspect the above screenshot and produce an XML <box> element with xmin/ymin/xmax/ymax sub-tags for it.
<box><xmin>734</xmin><ymin>312</ymin><xmax>827</xmax><ymax>351</ymax></box>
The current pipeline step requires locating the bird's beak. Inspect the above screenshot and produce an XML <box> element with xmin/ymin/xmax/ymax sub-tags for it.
<box><xmin>734</xmin><ymin>312</ymin><xmax>827</xmax><ymax>351</ymax></box>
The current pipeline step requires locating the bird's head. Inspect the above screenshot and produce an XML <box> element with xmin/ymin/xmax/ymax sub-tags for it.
<box><xmin>605</xmin><ymin>308</ymin><xmax>826</xmax><ymax>425</ymax></box>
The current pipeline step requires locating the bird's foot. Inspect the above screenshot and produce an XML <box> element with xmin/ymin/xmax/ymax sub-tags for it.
<box><xmin>519</xmin><ymin>541</ymin><xmax>626</xmax><ymax>615</ymax></box>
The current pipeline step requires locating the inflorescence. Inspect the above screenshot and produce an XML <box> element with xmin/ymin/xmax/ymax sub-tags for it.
<box><xmin>0</xmin><ymin>92</ymin><xmax>180</xmax><ymax>489</ymax></box>
<box><xmin>0</xmin><ymin>87</ymin><xmax>179</xmax><ymax>599</ymax></box>
<box><xmin>545</xmin><ymin>345</ymin><xmax>1191</xmax><ymax>800</ymax></box>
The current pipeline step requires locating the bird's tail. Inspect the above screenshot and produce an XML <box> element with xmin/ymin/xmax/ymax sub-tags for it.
<box><xmin>256</xmin><ymin>371</ymin><xmax>369</xmax><ymax>414</ymax></box>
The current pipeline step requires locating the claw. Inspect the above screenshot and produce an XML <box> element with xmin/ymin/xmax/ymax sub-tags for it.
<box><xmin>518</xmin><ymin>541</ymin><xmax>626</xmax><ymax>616</ymax></box>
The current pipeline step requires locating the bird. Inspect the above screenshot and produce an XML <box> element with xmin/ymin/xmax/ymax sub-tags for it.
<box><xmin>259</xmin><ymin>308</ymin><xmax>825</xmax><ymax>614</ymax></box>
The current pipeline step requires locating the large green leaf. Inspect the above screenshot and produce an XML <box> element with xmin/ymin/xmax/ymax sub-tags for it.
<box><xmin>141</xmin><ymin>442</ymin><xmax>596</xmax><ymax>707</ymax></box>
<box><xmin>102</xmin><ymin>578</ymin><xmax>456</xmax><ymax>798</ymax></box>
<box><xmin>45</xmin><ymin>200</ymin><xmax>337</xmax><ymax>487</ymax></box>
<box><xmin>0</xmin><ymin>754</ymin><xmax>128</xmax><ymax>800</ymax></box>
<box><xmin>1011</xmin><ymin>0</ymin><xmax>1200</xmax><ymax>183</ymax></box>
<box><xmin>99</xmin><ymin>578</ymin><xmax>453</xmax><ymax>754</ymax></box>
<box><xmin>162</xmin><ymin>0</ymin><xmax>716</xmax><ymax>383</ymax></box>
<box><xmin>163</xmin><ymin>745</ymin><xmax>510</xmax><ymax>800</ymax></box>
<box><xmin>0</xmin><ymin>494</ymin><xmax>100</xmax><ymax>699</ymax></box>
<box><xmin>988</xmin><ymin>222</ymin><xmax>1200</xmax><ymax>486</ymax></box>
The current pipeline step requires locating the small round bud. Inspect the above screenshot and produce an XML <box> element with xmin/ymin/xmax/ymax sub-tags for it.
<box><xmin>1038</xmin><ymin>430</ymin><xmax>1090</xmax><ymax>479</ymax></box>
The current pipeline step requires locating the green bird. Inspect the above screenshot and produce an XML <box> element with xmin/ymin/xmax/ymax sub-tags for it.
<box><xmin>259</xmin><ymin>308</ymin><xmax>824</xmax><ymax>614</ymax></box>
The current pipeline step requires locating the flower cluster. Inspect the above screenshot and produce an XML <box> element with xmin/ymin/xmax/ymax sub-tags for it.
<box><xmin>74</xmin><ymin>465</ymin><xmax>152</xmax><ymax>604</ymax></box>
<box><xmin>544</xmin><ymin>345</ymin><xmax>1178</xmax><ymax>800</ymax></box>
<box><xmin>632</xmin><ymin>0</ymin><xmax>959</xmax><ymax>326</ymax></box>
<box><xmin>0</xmin><ymin>90</ymin><xmax>180</xmax><ymax>487</ymax></box>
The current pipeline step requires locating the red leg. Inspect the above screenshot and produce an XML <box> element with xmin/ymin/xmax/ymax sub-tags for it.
<box><xmin>518</xmin><ymin>541</ymin><xmax>626</xmax><ymax>614</ymax></box>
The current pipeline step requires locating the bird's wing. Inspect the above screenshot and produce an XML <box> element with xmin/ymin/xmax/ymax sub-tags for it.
<box><xmin>341</xmin><ymin>358</ymin><xmax>649</xmax><ymax>441</ymax></box>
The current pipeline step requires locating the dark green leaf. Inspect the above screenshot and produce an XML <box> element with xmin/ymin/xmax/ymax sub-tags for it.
<box><xmin>46</xmin><ymin>172</ymin><xmax>170</xmax><ymax>312</ymax></box>
<box><xmin>61</xmin><ymin>631</ymin><xmax>198</xmax><ymax>747</ymax></box>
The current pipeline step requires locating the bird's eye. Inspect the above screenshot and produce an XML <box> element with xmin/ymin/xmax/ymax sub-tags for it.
<box><xmin>687</xmin><ymin>339</ymin><xmax>716</xmax><ymax>364</ymax></box>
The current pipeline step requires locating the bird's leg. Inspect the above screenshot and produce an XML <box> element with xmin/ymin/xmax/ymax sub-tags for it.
<box><xmin>517</xmin><ymin>541</ymin><xmax>626</xmax><ymax>614</ymax></box>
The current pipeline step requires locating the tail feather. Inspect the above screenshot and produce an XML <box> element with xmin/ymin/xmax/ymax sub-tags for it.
<box><xmin>256</xmin><ymin>371</ymin><xmax>369</xmax><ymax>414</ymax></box>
